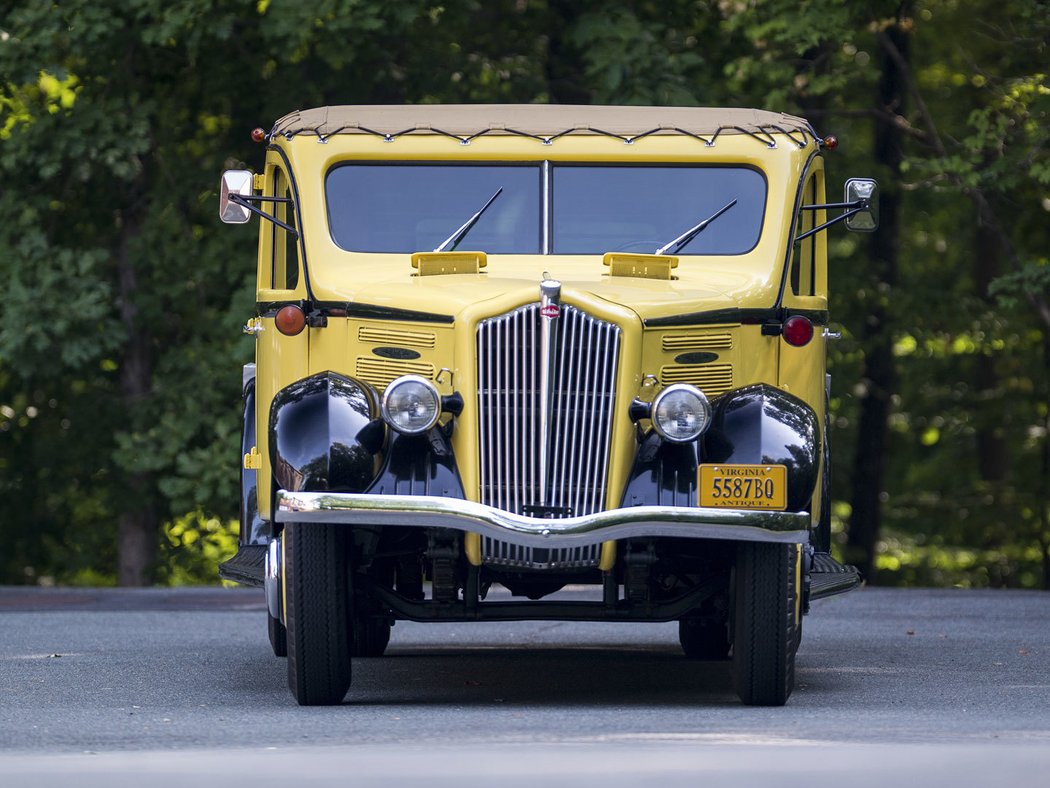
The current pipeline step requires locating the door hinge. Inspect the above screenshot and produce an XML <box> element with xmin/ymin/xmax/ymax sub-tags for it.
<box><xmin>243</xmin><ymin>317</ymin><xmax>264</xmax><ymax>335</ymax></box>
<box><xmin>243</xmin><ymin>447</ymin><xmax>262</xmax><ymax>470</ymax></box>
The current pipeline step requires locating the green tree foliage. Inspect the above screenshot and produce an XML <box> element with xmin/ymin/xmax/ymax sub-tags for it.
<box><xmin>716</xmin><ymin>0</ymin><xmax>1050</xmax><ymax>586</ymax></box>
<box><xmin>1</xmin><ymin>0</ymin><xmax>1047</xmax><ymax>586</ymax></box>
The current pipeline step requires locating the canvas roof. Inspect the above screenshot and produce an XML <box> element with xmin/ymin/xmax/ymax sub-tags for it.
<box><xmin>270</xmin><ymin>104</ymin><xmax>814</xmax><ymax>141</ymax></box>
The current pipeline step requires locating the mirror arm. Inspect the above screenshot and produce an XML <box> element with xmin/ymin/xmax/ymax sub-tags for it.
<box><xmin>240</xmin><ymin>195</ymin><xmax>293</xmax><ymax>204</ymax></box>
<box><xmin>228</xmin><ymin>194</ymin><xmax>299</xmax><ymax>237</ymax></box>
<box><xmin>794</xmin><ymin>201</ymin><xmax>866</xmax><ymax>244</ymax></box>
<box><xmin>799</xmin><ymin>200</ymin><xmax>863</xmax><ymax>211</ymax></box>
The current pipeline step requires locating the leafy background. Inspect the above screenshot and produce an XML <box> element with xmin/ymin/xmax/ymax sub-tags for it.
<box><xmin>1</xmin><ymin>0</ymin><xmax>1047</xmax><ymax>587</ymax></box>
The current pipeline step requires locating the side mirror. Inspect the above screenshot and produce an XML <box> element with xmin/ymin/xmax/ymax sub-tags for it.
<box><xmin>219</xmin><ymin>170</ymin><xmax>254</xmax><ymax>224</ymax></box>
<box><xmin>844</xmin><ymin>178</ymin><xmax>878</xmax><ymax>232</ymax></box>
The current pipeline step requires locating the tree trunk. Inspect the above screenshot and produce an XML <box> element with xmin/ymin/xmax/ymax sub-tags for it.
<box><xmin>1041</xmin><ymin>333</ymin><xmax>1050</xmax><ymax>590</ymax></box>
<box><xmin>974</xmin><ymin>211</ymin><xmax>1010</xmax><ymax>482</ymax></box>
<box><xmin>118</xmin><ymin>486</ymin><xmax>157</xmax><ymax>587</ymax></box>
<box><xmin>543</xmin><ymin>0</ymin><xmax>593</xmax><ymax>104</ymax></box>
<box><xmin>846</xmin><ymin>5</ymin><xmax>910</xmax><ymax>580</ymax></box>
<box><xmin>115</xmin><ymin>200</ymin><xmax>157</xmax><ymax>587</ymax></box>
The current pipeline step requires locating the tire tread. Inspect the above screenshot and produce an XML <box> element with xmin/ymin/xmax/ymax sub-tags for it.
<box><xmin>285</xmin><ymin>523</ymin><xmax>351</xmax><ymax>705</ymax></box>
<box><xmin>732</xmin><ymin>542</ymin><xmax>798</xmax><ymax>706</ymax></box>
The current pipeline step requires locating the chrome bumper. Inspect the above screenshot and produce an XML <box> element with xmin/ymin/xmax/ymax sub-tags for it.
<box><xmin>275</xmin><ymin>491</ymin><xmax>810</xmax><ymax>547</ymax></box>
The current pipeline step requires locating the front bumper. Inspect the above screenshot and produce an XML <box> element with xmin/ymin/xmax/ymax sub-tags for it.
<box><xmin>275</xmin><ymin>491</ymin><xmax>810</xmax><ymax>547</ymax></box>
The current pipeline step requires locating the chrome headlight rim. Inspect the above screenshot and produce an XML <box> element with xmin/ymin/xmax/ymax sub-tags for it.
<box><xmin>381</xmin><ymin>374</ymin><xmax>441</xmax><ymax>436</ymax></box>
<box><xmin>651</xmin><ymin>383</ymin><xmax>712</xmax><ymax>444</ymax></box>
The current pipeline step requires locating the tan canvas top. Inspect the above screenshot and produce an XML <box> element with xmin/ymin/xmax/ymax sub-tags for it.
<box><xmin>270</xmin><ymin>104</ymin><xmax>815</xmax><ymax>142</ymax></box>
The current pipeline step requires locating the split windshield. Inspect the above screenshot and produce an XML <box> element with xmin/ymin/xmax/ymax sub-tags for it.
<box><xmin>325</xmin><ymin>163</ymin><xmax>766</xmax><ymax>255</ymax></box>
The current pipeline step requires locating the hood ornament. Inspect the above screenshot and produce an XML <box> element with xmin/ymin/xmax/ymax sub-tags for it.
<box><xmin>540</xmin><ymin>273</ymin><xmax>561</xmax><ymax>319</ymax></box>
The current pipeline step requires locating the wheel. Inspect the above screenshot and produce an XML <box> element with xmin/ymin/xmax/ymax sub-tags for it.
<box><xmin>268</xmin><ymin>613</ymin><xmax>287</xmax><ymax>657</ymax></box>
<box><xmin>731</xmin><ymin>542</ymin><xmax>800</xmax><ymax>706</ymax></box>
<box><xmin>284</xmin><ymin>522</ymin><xmax>351</xmax><ymax>705</ymax></box>
<box><xmin>679</xmin><ymin>617</ymin><xmax>730</xmax><ymax>660</ymax></box>
<box><xmin>350</xmin><ymin>615</ymin><xmax>391</xmax><ymax>657</ymax></box>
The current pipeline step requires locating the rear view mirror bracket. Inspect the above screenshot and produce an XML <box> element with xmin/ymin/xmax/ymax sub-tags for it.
<box><xmin>793</xmin><ymin>178</ymin><xmax>879</xmax><ymax>243</ymax></box>
<box><xmin>219</xmin><ymin>170</ymin><xmax>299</xmax><ymax>238</ymax></box>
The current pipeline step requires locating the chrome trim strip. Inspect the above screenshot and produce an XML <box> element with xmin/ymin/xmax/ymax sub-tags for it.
<box><xmin>276</xmin><ymin>491</ymin><xmax>810</xmax><ymax>546</ymax></box>
<box><xmin>541</xmin><ymin>160</ymin><xmax>551</xmax><ymax>254</ymax></box>
<box><xmin>242</xmin><ymin>362</ymin><xmax>257</xmax><ymax>392</ymax></box>
<box><xmin>264</xmin><ymin>536</ymin><xmax>282</xmax><ymax>621</ymax></box>
<box><xmin>538</xmin><ymin>277</ymin><xmax>561</xmax><ymax>505</ymax></box>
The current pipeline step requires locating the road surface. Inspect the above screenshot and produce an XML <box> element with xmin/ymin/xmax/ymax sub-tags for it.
<box><xmin>1</xmin><ymin>585</ymin><xmax>1047</xmax><ymax>786</ymax></box>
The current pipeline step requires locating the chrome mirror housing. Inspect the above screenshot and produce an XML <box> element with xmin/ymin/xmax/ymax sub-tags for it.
<box><xmin>844</xmin><ymin>178</ymin><xmax>879</xmax><ymax>232</ymax></box>
<box><xmin>219</xmin><ymin>170</ymin><xmax>253</xmax><ymax>224</ymax></box>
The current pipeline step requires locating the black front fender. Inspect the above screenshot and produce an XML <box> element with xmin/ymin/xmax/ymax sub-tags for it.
<box><xmin>365</xmin><ymin>429</ymin><xmax>466</xmax><ymax>498</ymax></box>
<box><xmin>269</xmin><ymin>372</ymin><xmax>383</xmax><ymax>493</ymax></box>
<box><xmin>702</xmin><ymin>384</ymin><xmax>820</xmax><ymax>513</ymax></box>
<box><xmin>620</xmin><ymin>384</ymin><xmax>819</xmax><ymax>514</ymax></box>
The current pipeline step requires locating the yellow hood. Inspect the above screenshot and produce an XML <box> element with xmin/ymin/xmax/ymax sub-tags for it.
<box><xmin>308</xmin><ymin>253</ymin><xmax>780</xmax><ymax>324</ymax></box>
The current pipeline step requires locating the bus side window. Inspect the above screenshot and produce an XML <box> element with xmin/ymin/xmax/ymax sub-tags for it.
<box><xmin>791</xmin><ymin>175</ymin><xmax>819</xmax><ymax>297</ymax></box>
<box><xmin>271</xmin><ymin>169</ymin><xmax>300</xmax><ymax>290</ymax></box>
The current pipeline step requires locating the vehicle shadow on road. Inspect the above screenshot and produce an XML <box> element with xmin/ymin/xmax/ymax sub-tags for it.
<box><xmin>225</xmin><ymin>642</ymin><xmax>852</xmax><ymax>709</ymax></box>
<box><xmin>343</xmin><ymin>646</ymin><xmax>741</xmax><ymax>707</ymax></box>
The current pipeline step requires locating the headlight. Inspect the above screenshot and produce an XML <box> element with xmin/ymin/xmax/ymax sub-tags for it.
<box><xmin>381</xmin><ymin>375</ymin><xmax>441</xmax><ymax>435</ymax></box>
<box><xmin>651</xmin><ymin>384</ymin><xmax>711</xmax><ymax>443</ymax></box>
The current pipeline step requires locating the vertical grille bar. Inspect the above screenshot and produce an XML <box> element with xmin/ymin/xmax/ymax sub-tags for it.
<box><xmin>509</xmin><ymin>314</ymin><xmax>518</xmax><ymax>510</ymax></box>
<box><xmin>476</xmin><ymin>303</ymin><xmax>620</xmax><ymax>569</ymax></box>
<box><xmin>479</xmin><ymin>319</ymin><xmax>491</xmax><ymax>506</ymax></box>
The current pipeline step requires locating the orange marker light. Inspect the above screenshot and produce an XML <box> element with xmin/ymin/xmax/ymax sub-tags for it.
<box><xmin>275</xmin><ymin>305</ymin><xmax>306</xmax><ymax>336</ymax></box>
<box><xmin>251</xmin><ymin>127</ymin><xmax>267</xmax><ymax>143</ymax></box>
<box><xmin>823</xmin><ymin>135</ymin><xmax>839</xmax><ymax>150</ymax></box>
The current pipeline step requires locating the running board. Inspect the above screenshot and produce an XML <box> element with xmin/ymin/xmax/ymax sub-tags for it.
<box><xmin>809</xmin><ymin>551</ymin><xmax>862</xmax><ymax>600</ymax></box>
<box><xmin>218</xmin><ymin>544</ymin><xmax>266</xmax><ymax>587</ymax></box>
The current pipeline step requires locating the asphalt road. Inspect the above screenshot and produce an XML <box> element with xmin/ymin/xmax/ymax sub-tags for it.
<box><xmin>1</xmin><ymin>585</ymin><xmax>1048</xmax><ymax>786</ymax></box>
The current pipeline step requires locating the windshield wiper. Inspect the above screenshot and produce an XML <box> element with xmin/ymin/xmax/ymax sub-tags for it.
<box><xmin>655</xmin><ymin>199</ymin><xmax>738</xmax><ymax>256</ymax></box>
<box><xmin>433</xmin><ymin>187</ymin><xmax>503</xmax><ymax>252</ymax></box>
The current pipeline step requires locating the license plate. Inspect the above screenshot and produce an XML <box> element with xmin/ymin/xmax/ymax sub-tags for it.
<box><xmin>699</xmin><ymin>464</ymin><xmax>787</xmax><ymax>510</ymax></box>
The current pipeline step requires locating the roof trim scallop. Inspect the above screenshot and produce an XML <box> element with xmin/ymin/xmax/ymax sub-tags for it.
<box><xmin>268</xmin><ymin>104</ymin><xmax>819</xmax><ymax>148</ymax></box>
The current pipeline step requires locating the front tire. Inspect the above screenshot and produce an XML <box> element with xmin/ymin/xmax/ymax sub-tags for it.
<box><xmin>731</xmin><ymin>542</ymin><xmax>799</xmax><ymax>706</ymax></box>
<box><xmin>284</xmin><ymin>522</ymin><xmax>351</xmax><ymax>705</ymax></box>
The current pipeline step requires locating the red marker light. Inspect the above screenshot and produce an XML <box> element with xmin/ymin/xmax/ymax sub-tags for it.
<box><xmin>251</xmin><ymin>127</ymin><xmax>267</xmax><ymax>143</ymax></box>
<box><xmin>783</xmin><ymin>315</ymin><xmax>814</xmax><ymax>347</ymax></box>
<box><xmin>275</xmin><ymin>305</ymin><xmax>306</xmax><ymax>336</ymax></box>
<box><xmin>823</xmin><ymin>135</ymin><xmax>839</xmax><ymax>150</ymax></box>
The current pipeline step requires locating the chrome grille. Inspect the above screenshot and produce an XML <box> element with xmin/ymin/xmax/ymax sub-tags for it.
<box><xmin>479</xmin><ymin>539</ymin><xmax>602</xmax><ymax>570</ymax></box>
<box><xmin>477</xmin><ymin>303</ymin><xmax>620</xmax><ymax>569</ymax></box>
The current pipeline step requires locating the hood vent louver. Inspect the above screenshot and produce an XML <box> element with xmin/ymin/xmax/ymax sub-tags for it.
<box><xmin>358</xmin><ymin>326</ymin><xmax>436</xmax><ymax>348</ymax></box>
<box><xmin>662</xmin><ymin>330</ymin><xmax>734</xmax><ymax>352</ymax></box>
<box><xmin>355</xmin><ymin>358</ymin><xmax>435</xmax><ymax>388</ymax></box>
<box><xmin>659</xmin><ymin>363</ymin><xmax>733</xmax><ymax>396</ymax></box>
